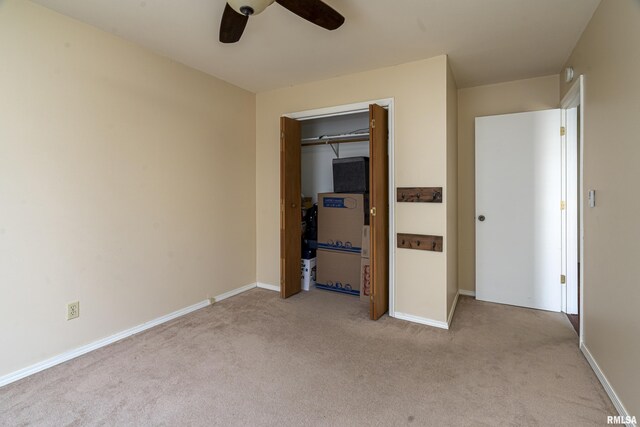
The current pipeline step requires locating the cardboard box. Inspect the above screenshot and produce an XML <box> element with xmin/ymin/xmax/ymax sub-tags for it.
<box><xmin>301</xmin><ymin>257</ymin><xmax>316</xmax><ymax>291</ymax></box>
<box><xmin>317</xmin><ymin>193</ymin><xmax>368</xmax><ymax>254</ymax></box>
<box><xmin>360</xmin><ymin>257</ymin><xmax>371</xmax><ymax>302</ymax></box>
<box><xmin>361</xmin><ymin>225</ymin><xmax>370</xmax><ymax>259</ymax></box>
<box><xmin>315</xmin><ymin>249</ymin><xmax>360</xmax><ymax>296</ymax></box>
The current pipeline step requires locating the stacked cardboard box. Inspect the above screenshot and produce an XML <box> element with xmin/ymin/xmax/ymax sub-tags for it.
<box><xmin>360</xmin><ymin>226</ymin><xmax>371</xmax><ymax>302</ymax></box>
<box><xmin>317</xmin><ymin>193</ymin><xmax>368</xmax><ymax>253</ymax></box>
<box><xmin>316</xmin><ymin>250</ymin><xmax>360</xmax><ymax>295</ymax></box>
<box><xmin>315</xmin><ymin>193</ymin><xmax>368</xmax><ymax>296</ymax></box>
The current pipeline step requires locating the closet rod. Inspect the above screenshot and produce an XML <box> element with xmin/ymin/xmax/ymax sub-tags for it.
<box><xmin>301</xmin><ymin>136</ymin><xmax>369</xmax><ymax>147</ymax></box>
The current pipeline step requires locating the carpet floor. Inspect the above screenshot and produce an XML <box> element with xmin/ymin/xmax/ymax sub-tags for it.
<box><xmin>0</xmin><ymin>289</ymin><xmax>615</xmax><ymax>426</ymax></box>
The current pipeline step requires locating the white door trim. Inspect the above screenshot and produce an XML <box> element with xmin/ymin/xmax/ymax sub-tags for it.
<box><xmin>283</xmin><ymin>98</ymin><xmax>396</xmax><ymax>317</ymax></box>
<box><xmin>561</xmin><ymin>76</ymin><xmax>584</xmax><ymax>343</ymax></box>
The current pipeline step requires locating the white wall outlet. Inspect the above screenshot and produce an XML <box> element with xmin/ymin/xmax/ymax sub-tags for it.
<box><xmin>67</xmin><ymin>301</ymin><xmax>79</xmax><ymax>320</ymax></box>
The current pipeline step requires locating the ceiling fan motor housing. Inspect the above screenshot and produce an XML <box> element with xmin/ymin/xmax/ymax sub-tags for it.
<box><xmin>240</xmin><ymin>6</ymin><xmax>254</xmax><ymax>15</ymax></box>
<box><xmin>228</xmin><ymin>0</ymin><xmax>274</xmax><ymax>16</ymax></box>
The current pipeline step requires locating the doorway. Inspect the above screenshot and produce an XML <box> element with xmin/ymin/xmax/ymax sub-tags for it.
<box><xmin>475</xmin><ymin>99</ymin><xmax>584</xmax><ymax>339</ymax></box>
<box><xmin>279</xmin><ymin>99</ymin><xmax>394</xmax><ymax>320</ymax></box>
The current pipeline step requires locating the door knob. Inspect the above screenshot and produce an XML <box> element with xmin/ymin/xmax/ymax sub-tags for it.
<box><xmin>478</xmin><ymin>215</ymin><xmax>486</xmax><ymax>222</ymax></box>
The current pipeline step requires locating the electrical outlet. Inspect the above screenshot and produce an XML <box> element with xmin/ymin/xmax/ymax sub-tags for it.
<box><xmin>67</xmin><ymin>301</ymin><xmax>79</xmax><ymax>320</ymax></box>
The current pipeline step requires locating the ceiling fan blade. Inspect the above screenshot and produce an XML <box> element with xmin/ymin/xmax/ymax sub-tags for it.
<box><xmin>276</xmin><ymin>0</ymin><xmax>345</xmax><ymax>31</ymax></box>
<box><xmin>219</xmin><ymin>3</ymin><xmax>249</xmax><ymax>43</ymax></box>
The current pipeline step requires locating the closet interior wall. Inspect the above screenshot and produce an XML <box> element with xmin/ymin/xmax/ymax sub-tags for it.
<box><xmin>301</xmin><ymin>112</ymin><xmax>369</xmax><ymax>201</ymax></box>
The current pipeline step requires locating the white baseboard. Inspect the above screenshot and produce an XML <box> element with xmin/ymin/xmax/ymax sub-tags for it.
<box><xmin>214</xmin><ymin>282</ymin><xmax>257</xmax><ymax>302</ymax></box>
<box><xmin>257</xmin><ymin>282</ymin><xmax>280</xmax><ymax>292</ymax></box>
<box><xmin>580</xmin><ymin>343</ymin><xmax>635</xmax><ymax>426</ymax></box>
<box><xmin>0</xmin><ymin>281</ymin><xmax>261</xmax><ymax>389</ymax></box>
<box><xmin>0</xmin><ymin>299</ymin><xmax>210</xmax><ymax>388</ymax></box>
<box><xmin>458</xmin><ymin>289</ymin><xmax>476</xmax><ymax>297</ymax></box>
<box><xmin>393</xmin><ymin>312</ymin><xmax>449</xmax><ymax>330</ymax></box>
<box><xmin>394</xmin><ymin>292</ymin><xmax>460</xmax><ymax>331</ymax></box>
<box><xmin>447</xmin><ymin>292</ymin><xmax>460</xmax><ymax>327</ymax></box>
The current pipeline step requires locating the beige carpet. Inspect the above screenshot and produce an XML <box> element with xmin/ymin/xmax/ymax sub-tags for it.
<box><xmin>0</xmin><ymin>289</ymin><xmax>615</xmax><ymax>426</ymax></box>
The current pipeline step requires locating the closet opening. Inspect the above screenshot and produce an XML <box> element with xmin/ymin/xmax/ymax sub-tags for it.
<box><xmin>280</xmin><ymin>100</ymin><xmax>393</xmax><ymax>320</ymax></box>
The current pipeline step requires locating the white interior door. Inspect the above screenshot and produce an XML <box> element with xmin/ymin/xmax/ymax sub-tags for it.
<box><xmin>564</xmin><ymin>107</ymin><xmax>579</xmax><ymax>315</ymax></box>
<box><xmin>476</xmin><ymin>109</ymin><xmax>562</xmax><ymax>312</ymax></box>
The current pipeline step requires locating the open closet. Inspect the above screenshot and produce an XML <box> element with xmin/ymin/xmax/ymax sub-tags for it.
<box><xmin>280</xmin><ymin>103</ymin><xmax>390</xmax><ymax>320</ymax></box>
<box><xmin>301</xmin><ymin>111</ymin><xmax>369</xmax><ymax>300</ymax></box>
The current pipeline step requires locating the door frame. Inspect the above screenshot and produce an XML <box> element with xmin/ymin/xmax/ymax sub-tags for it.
<box><xmin>282</xmin><ymin>98</ymin><xmax>396</xmax><ymax>317</ymax></box>
<box><xmin>560</xmin><ymin>75</ymin><xmax>585</xmax><ymax>343</ymax></box>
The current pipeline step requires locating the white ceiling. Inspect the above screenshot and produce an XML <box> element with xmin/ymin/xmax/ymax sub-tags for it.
<box><xmin>31</xmin><ymin>0</ymin><xmax>600</xmax><ymax>93</ymax></box>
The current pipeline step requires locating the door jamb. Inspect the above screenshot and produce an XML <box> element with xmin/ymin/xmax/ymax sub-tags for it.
<box><xmin>560</xmin><ymin>75</ymin><xmax>584</xmax><ymax>344</ymax></box>
<box><xmin>282</xmin><ymin>98</ymin><xmax>396</xmax><ymax>317</ymax></box>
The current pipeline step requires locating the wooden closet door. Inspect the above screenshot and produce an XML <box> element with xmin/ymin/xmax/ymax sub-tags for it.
<box><xmin>280</xmin><ymin>117</ymin><xmax>302</xmax><ymax>298</ymax></box>
<box><xmin>369</xmin><ymin>104</ymin><xmax>389</xmax><ymax>320</ymax></box>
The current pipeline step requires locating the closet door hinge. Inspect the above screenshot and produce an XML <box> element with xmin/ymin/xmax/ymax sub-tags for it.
<box><xmin>560</xmin><ymin>201</ymin><xmax>566</xmax><ymax>210</ymax></box>
<box><xmin>560</xmin><ymin>126</ymin><xmax>566</xmax><ymax>136</ymax></box>
<box><xmin>371</xmin><ymin>119</ymin><xmax>376</xmax><ymax>129</ymax></box>
<box><xmin>560</xmin><ymin>274</ymin><xmax>566</xmax><ymax>285</ymax></box>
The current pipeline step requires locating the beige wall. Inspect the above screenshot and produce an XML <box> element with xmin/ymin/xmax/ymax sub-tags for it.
<box><xmin>446</xmin><ymin>62</ymin><xmax>458</xmax><ymax>316</ymax></box>
<box><xmin>560</xmin><ymin>0</ymin><xmax>640</xmax><ymax>417</ymax></box>
<box><xmin>256</xmin><ymin>56</ymin><xmax>454</xmax><ymax>322</ymax></box>
<box><xmin>0</xmin><ymin>0</ymin><xmax>256</xmax><ymax>378</ymax></box>
<box><xmin>457</xmin><ymin>75</ymin><xmax>560</xmax><ymax>293</ymax></box>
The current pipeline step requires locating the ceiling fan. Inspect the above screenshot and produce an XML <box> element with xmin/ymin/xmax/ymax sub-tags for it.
<box><xmin>219</xmin><ymin>0</ymin><xmax>345</xmax><ymax>43</ymax></box>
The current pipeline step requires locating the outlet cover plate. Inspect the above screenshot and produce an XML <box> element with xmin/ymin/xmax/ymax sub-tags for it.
<box><xmin>67</xmin><ymin>301</ymin><xmax>79</xmax><ymax>320</ymax></box>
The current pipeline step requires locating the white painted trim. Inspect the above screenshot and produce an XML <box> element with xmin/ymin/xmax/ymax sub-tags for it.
<box><xmin>0</xmin><ymin>299</ymin><xmax>209</xmax><ymax>388</ymax></box>
<box><xmin>387</xmin><ymin>100</ymin><xmax>396</xmax><ymax>317</ymax></box>
<box><xmin>0</xmin><ymin>282</ymin><xmax>261</xmax><ymax>388</ymax></box>
<box><xmin>458</xmin><ymin>289</ymin><xmax>476</xmax><ymax>297</ymax></box>
<box><xmin>560</xmin><ymin>107</ymin><xmax>567</xmax><ymax>313</ymax></box>
<box><xmin>282</xmin><ymin>98</ymin><xmax>396</xmax><ymax>316</ymax></box>
<box><xmin>447</xmin><ymin>292</ymin><xmax>459</xmax><ymax>327</ymax></box>
<box><xmin>581</xmin><ymin>343</ymin><xmax>635</xmax><ymax>426</ymax></box>
<box><xmin>283</xmin><ymin>98</ymin><xmax>392</xmax><ymax>121</ymax></box>
<box><xmin>578</xmin><ymin>77</ymin><xmax>585</xmax><ymax>344</ymax></box>
<box><xmin>561</xmin><ymin>75</ymin><xmax>582</xmax><ymax>108</ymax></box>
<box><xmin>214</xmin><ymin>282</ymin><xmax>257</xmax><ymax>302</ymax></box>
<box><xmin>393</xmin><ymin>312</ymin><xmax>449</xmax><ymax>330</ymax></box>
<box><xmin>257</xmin><ymin>282</ymin><xmax>280</xmax><ymax>292</ymax></box>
